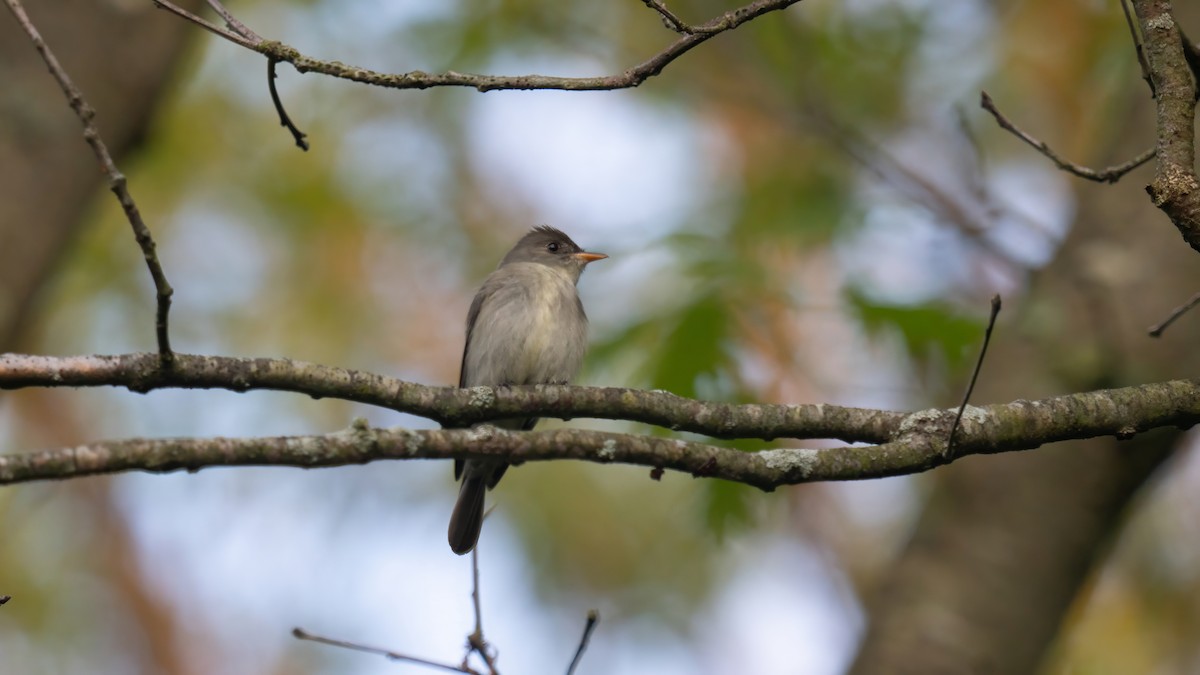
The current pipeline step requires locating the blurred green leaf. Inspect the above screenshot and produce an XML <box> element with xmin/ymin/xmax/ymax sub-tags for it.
<box><xmin>736</xmin><ymin>163</ymin><xmax>849</xmax><ymax>244</ymax></box>
<box><xmin>650</xmin><ymin>291</ymin><xmax>730</xmax><ymax>398</ymax></box>
<box><xmin>847</xmin><ymin>288</ymin><xmax>984</xmax><ymax>370</ymax></box>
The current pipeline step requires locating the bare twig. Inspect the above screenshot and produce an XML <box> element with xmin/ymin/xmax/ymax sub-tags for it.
<box><xmin>471</xmin><ymin>548</ymin><xmax>484</xmax><ymax>639</ymax></box>
<box><xmin>161</xmin><ymin>0</ymin><xmax>802</xmax><ymax>92</ymax></box>
<box><xmin>565</xmin><ymin>611</ymin><xmax>600</xmax><ymax>675</ymax></box>
<box><xmin>641</xmin><ymin>0</ymin><xmax>695</xmax><ymax>34</ymax></box>
<box><xmin>152</xmin><ymin>0</ymin><xmax>259</xmax><ymax>49</ymax></box>
<box><xmin>4</xmin><ymin>0</ymin><xmax>176</xmax><ymax>361</ymax></box>
<box><xmin>268</xmin><ymin>58</ymin><xmax>309</xmax><ymax>151</ymax></box>
<box><xmin>464</xmin><ymin>547</ymin><xmax>500</xmax><ymax>674</ymax></box>
<box><xmin>293</xmin><ymin>628</ymin><xmax>478</xmax><ymax>674</ymax></box>
<box><xmin>1148</xmin><ymin>289</ymin><xmax>1200</xmax><ymax>337</ymax></box>
<box><xmin>946</xmin><ymin>295</ymin><xmax>1002</xmax><ymax>457</ymax></box>
<box><xmin>1122</xmin><ymin>0</ymin><xmax>1156</xmax><ymax>95</ymax></box>
<box><xmin>980</xmin><ymin>91</ymin><xmax>1154</xmax><ymax>183</ymax></box>
<box><xmin>204</xmin><ymin>0</ymin><xmax>262</xmax><ymax>42</ymax></box>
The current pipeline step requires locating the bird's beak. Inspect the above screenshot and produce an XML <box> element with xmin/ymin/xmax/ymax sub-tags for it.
<box><xmin>573</xmin><ymin>252</ymin><xmax>608</xmax><ymax>264</ymax></box>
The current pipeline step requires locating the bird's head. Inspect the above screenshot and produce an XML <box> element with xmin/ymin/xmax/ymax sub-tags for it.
<box><xmin>499</xmin><ymin>225</ymin><xmax>607</xmax><ymax>280</ymax></box>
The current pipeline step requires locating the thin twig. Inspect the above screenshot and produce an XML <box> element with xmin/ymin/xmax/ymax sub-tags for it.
<box><xmin>470</xmin><ymin>546</ymin><xmax>484</xmax><ymax>645</ymax></box>
<box><xmin>4</xmin><ymin>0</ymin><xmax>175</xmax><ymax>361</ymax></box>
<box><xmin>946</xmin><ymin>294</ymin><xmax>1002</xmax><ymax>457</ymax></box>
<box><xmin>1121</xmin><ymin>0</ymin><xmax>1156</xmax><ymax>96</ymax></box>
<box><xmin>268</xmin><ymin>58</ymin><xmax>309</xmax><ymax>150</ymax></box>
<box><xmin>1148</xmin><ymin>290</ymin><xmax>1200</xmax><ymax>337</ymax></box>
<box><xmin>152</xmin><ymin>0</ymin><xmax>260</xmax><ymax>49</ymax></box>
<box><xmin>292</xmin><ymin>628</ymin><xmax>477</xmax><ymax>674</ymax></box>
<box><xmin>980</xmin><ymin>91</ymin><xmax>1154</xmax><ymax>183</ymax></box>
<box><xmin>162</xmin><ymin>0</ymin><xmax>802</xmax><ymax>92</ymax></box>
<box><xmin>465</xmin><ymin>547</ymin><xmax>500</xmax><ymax>674</ymax></box>
<box><xmin>205</xmin><ymin>0</ymin><xmax>262</xmax><ymax>42</ymax></box>
<box><xmin>565</xmin><ymin>611</ymin><xmax>600</xmax><ymax>675</ymax></box>
<box><xmin>641</xmin><ymin>0</ymin><xmax>695</xmax><ymax>34</ymax></box>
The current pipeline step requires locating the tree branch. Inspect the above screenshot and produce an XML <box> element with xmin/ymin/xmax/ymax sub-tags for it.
<box><xmin>2</xmin><ymin>378</ymin><xmax>1199</xmax><ymax>489</ymax></box>
<box><xmin>4</xmin><ymin>0</ymin><xmax>175</xmax><ymax>359</ymax></box>
<box><xmin>1134</xmin><ymin>0</ymin><xmax>1200</xmax><ymax>253</ymax></box>
<box><xmin>0</xmin><ymin>352</ymin><xmax>902</xmax><ymax>443</ymax></box>
<box><xmin>979</xmin><ymin>91</ymin><xmax>1155</xmax><ymax>184</ymax></box>
<box><xmin>156</xmin><ymin>0</ymin><xmax>803</xmax><ymax>92</ymax></box>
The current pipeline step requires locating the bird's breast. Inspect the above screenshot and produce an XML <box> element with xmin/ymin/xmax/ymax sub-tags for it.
<box><xmin>464</xmin><ymin>264</ymin><xmax>588</xmax><ymax>387</ymax></box>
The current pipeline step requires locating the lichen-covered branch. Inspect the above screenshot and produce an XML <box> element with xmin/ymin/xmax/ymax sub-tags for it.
<box><xmin>2</xmin><ymin>357</ymin><xmax>1199</xmax><ymax>489</ymax></box>
<box><xmin>1134</xmin><ymin>0</ymin><xmax>1200</xmax><ymax>252</ymax></box>
<box><xmin>0</xmin><ymin>352</ymin><xmax>901</xmax><ymax>443</ymax></box>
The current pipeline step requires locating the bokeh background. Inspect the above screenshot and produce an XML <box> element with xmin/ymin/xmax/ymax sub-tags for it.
<box><xmin>2</xmin><ymin>0</ymin><xmax>1200</xmax><ymax>673</ymax></box>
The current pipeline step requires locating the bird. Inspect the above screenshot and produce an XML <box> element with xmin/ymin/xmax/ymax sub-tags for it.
<box><xmin>448</xmin><ymin>225</ymin><xmax>607</xmax><ymax>555</ymax></box>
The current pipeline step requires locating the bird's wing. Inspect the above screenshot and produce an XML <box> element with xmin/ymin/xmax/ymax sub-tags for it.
<box><xmin>458</xmin><ymin>279</ymin><xmax>494</xmax><ymax>389</ymax></box>
<box><xmin>454</xmin><ymin>280</ymin><xmax>497</xmax><ymax>481</ymax></box>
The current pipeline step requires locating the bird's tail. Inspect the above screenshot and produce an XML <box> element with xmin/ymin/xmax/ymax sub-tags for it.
<box><xmin>448</xmin><ymin>473</ymin><xmax>487</xmax><ymax>555</ymax></box>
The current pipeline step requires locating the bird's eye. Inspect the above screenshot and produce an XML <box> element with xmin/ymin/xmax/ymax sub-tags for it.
<box><xmin>546</xmin><ymin>242</ymin><xmax>560</xmax><ymax>253</ymax></box>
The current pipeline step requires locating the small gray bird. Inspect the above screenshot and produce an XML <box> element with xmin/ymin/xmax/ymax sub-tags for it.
<box><xmin>448</xmin><ymin>225</ymin><xmax>607</xmax><ymax>555</ymax></box>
